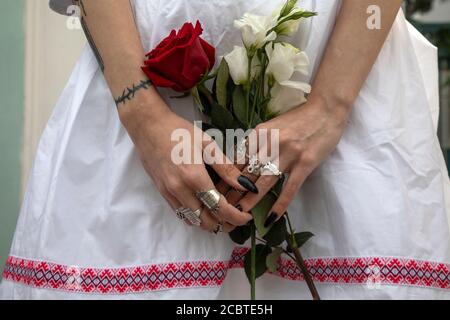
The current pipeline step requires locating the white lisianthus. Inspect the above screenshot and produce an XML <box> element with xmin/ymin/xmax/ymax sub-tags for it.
<box><xmin>266</xmin><ymin>42</ymin><xmax>309</xmax><ymax>83</ymax></box>
<box><xmin>268</xmin><ymin>81</ymin><xmax>311</xmax><ymax>114</ymax></box>
<box><xmin>224</xmin><ymin>46</ymin><xmax>261</xmax><ymax>85</ymax></box>
<box><xmin>275</xmin><ymin>7</ymin><xmax>305</xmax><ymax>36</ymax></box>
<box><xmin>234</xmin><ymin>13</ymin><xmax>277</xmax><ymax>51</ymax></box>
<box><xmin>266</xmin><ymin>42</ymin><xmax>311</xmax><ymax>115</ymax></box>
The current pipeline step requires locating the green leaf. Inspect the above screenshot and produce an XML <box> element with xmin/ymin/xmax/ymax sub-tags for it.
<box><xmin>215</xmin><ymin>59</ymin><xmax>230</xmax><ymax>108</ymax></box>
<box><xmin>211</xmin><ymin>102</ymin><xmax>235</xmax><ymax>131</ymax></box>
<box><xmin>232</xmin><ymin>86</ymin><xmax>247</xmax><ymax>126</ymax></box>
<box><xmin>191</xmin><ymin>87</ymin><xmax>204</xmax><ymax>113</ymax></box>
<box><xmin>277</xmin><ymin>10</ymin><xmax>317</xmax><ymax>27</ymax></box>
<box><xmin>287</xmin><ymin>232</ymin><xmax>314</xmax><ymax>252</ymax></box>
<box><xmin>229</xmin><ymin>224</ymin><xmax>251</xmax><ymax>245</ymax></box>
<box><xmin>266</xmin><ymin>247</ymin><xmax>283</xmax><ymax>273</ymax></box>
<box><xmin>244</xmin><ymin>244</ymin><xmax>272</xmax><ymax>281</ymax></box>
<box><xmin>252</xmin><ymin>193</ymin><xmax>277</xmax><ymax>237</ymax></box>
<box><xmin>273</xmin><ymin>176</ymin><xmax>285</xmax><ymax>196</ymax></box>
<box><xmin>279</xmin><ymin>0</ymin><xmax>298</xmax><ymax>18</ymax></box>
<box><xmin>263</xmin><ymin>216</ymin><xmax>287</xmax><ymax>247</ymax></box>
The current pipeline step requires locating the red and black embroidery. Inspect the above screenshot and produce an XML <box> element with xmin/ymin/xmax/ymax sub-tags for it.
<box><xmin>2</xmin><ymin>247</ymin><xmax>449</xmax><ymax>294</ymax></box>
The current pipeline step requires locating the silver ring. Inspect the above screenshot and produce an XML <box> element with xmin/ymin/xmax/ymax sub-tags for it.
<box><xmin>261</xmin><ymin>161</ymin><xmax>283</xmax><ymax>178</ymax></box>
<box><xmin>212</xmin><ymin>221</ymin><xmax>224</xmax><ymax>234</ymax></box>
<box><xmin>235</xmin><ymin>137</ymin><xmax>250</xmax><ymax>163</ymax></box>
<box><xmin>196</xmin><ymin>189</ymin><xmax>221</xmax><ymax>216</ymax></box>
<box><xmin>175</xmin><ymin>207</ymin><xmax>188</xmax><ymax>221</ymax></box>
<box><xmin>183</xmin><ymin>207</ymin><xmax>203</xmax><ymax>226</ymax></box>
<box><xmin>246</xmin><ymin>155</ymin><xmax>263</xmax><ymax>176</ymax></box>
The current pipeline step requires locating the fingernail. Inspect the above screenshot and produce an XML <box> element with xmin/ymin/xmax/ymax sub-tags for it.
<box><xmin>238</xmin><ymin>175</ymin><xmax>258</xmax><ymax>194</ymax></box>
<box><xmin>235</xmin><ymin>204</ymin><xmax>243</xmax><ymax>211</ymax></box>
<box><xmin>264</xmin><ymin>212</ymin><xmax>278</xmax><ymax>228</ymax></box>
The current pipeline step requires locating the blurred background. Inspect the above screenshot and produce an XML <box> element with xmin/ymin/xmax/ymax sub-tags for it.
<box><xmin>0</xmin><ymin>0</ymin><xmax>449</xmax><ymax>274</ymax></box>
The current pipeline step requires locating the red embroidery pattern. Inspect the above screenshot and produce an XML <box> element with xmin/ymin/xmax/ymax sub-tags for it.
<box><xmin>2</xmin><ymin>256</ymin><xmax>227</xmax><ymax>294</ymax></box>
<box><xmin>230</xmin><ymin>248</ymin><xmax>450</xmax><ymax>289</ymax></box>
<box><xmin>2</xmin><ymin>248</ymin><xmax>449</xmax><ymax>294</ymax></box>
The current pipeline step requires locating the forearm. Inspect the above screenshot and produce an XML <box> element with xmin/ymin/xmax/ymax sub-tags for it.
<box><xmin>75</xmin><ymin>0</ymin><xmax>169</xmax><ymax>126</ymax></box>
<box><xmin>309</xmin><ymin>0</ymin><xmax>402</xmax><ymax>116</ymax></box>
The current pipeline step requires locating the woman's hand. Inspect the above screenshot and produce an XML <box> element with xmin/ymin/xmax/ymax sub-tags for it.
<box><xmin>120</xmin><ymin>92</ymin><xmax>256</xmax><ymax>233</ymax></box>
<box><xmin>223</xmin><ymin>97</ymin><xmax>351</xmax><ymax>227</ymax></box>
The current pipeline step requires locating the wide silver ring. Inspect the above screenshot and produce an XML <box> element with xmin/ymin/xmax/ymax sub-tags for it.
<box><xmin>196</xmin><ymin>189</ymin><xmax>221</xmax><ymax>216</ymax></box>
<box><xmin>183</xmin><ymin>207</ymin><xmax>203</xmax><ymax>226</ymax></box>
<box><xmin>261</xmin><ymin>161</ymin><xmax>283</xmax><ymax>178</ymax></box>
<box><xmin>246</xmin><ymin>155</ymin><xmax>263</xmax><ymax>176</ymax></box>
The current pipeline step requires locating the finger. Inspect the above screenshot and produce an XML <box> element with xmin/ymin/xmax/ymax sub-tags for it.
<box><xmin>225</xmin><ymin>167</ymin><xmax>260</xmax><ymax>207</ymax></box>
<box><xmin>203</xmin><ymin>139</ymin><xmax>258</xmax><ymax>194</ymax></box>
<box><xmin>171</xmin><ymin>186</ymin><xmax>221</xmax><ymax>232</ymax></box>
<box><xmin>239</xmin><ymin>174</ymin><xmax>280</xmax><ymax>213</ymax></box>
<box><xmin>161</xmin><ymin>190</ymin><xmax>192</xmax><ymax>225</ymax></box>
<box><xmin>185</xmin><ymin>167</ymin><xmax>253</xmax><ymax>226</ymax></box>
<box><xmin>264</xmin><ymin>169</ymin><xmax>306</xmax><ymax>228</ymax></box>
<box><xmin>237</xmin><ymin>149</ymin><xmax>285</xmax><ymax>213</ymax></box>
<box><xmin>214</xmin><ymin>194</ymin><xmax>253</xmax><ymax>226</ymax></box>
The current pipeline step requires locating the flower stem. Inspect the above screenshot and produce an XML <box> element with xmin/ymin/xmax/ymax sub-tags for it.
<box><xmin>285</xmin><ymin>213</ymin><xmax>321</xmax><ymax>300</ymax></box>
<box><xmin>245</xmin><ymin>55</ymin><xmax>253</xmax><ymax>128</ymax></box>
<box><xmin>250</xmin><ymin>223</ymin><xmax>256</xmax><ymax>300</ymax></box>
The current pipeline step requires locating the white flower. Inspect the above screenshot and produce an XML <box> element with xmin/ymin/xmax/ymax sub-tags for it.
<box><xmin>234</xmin><ymin>13</ymin><xmax>277</xmax><ymax>51</ymax></box>
<box><xmin>268</xmin><ymin>81</ymin><xmax>311</xmax><ymax>114</ymax></box>
<box><xmin>265</xmin><ymin>43</ymin><xmax>311</xmax><ymax>115</ymax></box>
<box><xmin>274</xmin><ymin>7</ymin><xmax>305</xmax><ymax>36</ymax></box>
<box><xmin>266</xmin><ymin>42</ymin><xmax>309</xmax><ymax>83</ymax></box>
<box><xmin>224</xmin><ymin>46</ymin><xmax>261</xmax><ymax>85</ymax></box>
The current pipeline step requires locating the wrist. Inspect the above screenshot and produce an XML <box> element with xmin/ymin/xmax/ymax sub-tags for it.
<box><xmin>118</xmin><ymin>87</ymin><xmax>171</xmax><ymax>135</ymax></box>
<box><xmin>308</xmin><ymin>91</ymin><xmax>353</xmax><ymax>122</ymax></box>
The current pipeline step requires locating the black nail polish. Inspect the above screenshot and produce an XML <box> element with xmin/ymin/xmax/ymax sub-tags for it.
<box><xmin>235</xmin><ymin>204</ymin><xmax>243</xmax><ymax>211</ymax></box>
<box><xmin>238</xmin><ymin>175</ymin><xmax>259</xmax><ymax>194</ymax></box>
<box><xmin>264</xmin><ymin>212</ymin><xmax>278</xmax><ymax>228</ymax></box>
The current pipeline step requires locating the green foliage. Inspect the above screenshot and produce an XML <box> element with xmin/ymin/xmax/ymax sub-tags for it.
<box><xmin>252</xmin><ymin>193</ymin><xmax>277</xmax><ymax>237</ymax></box>
<box><xmin>266</xmin><ymin>247</ymin><xmax>284</xmax><ymax>272</ymax></box>
<box><xmin>229</xmin><ymin>224</ymin><xmax>252</xmax><ymax>245</ymax></box>
<box><xmin>263</xmin><ymin>216</ymin><xmax>287</xmax><ymax>247</ymax></box>
<box><xmin>215</xmin><ymin>59</ymin><xmax>230</xmax><ymax>108</ymax></box>
<box><xmin>232</xmin><ymin>86</ymin><xmax>248</xmax><ymax>127</ymax></box>
<box><xmin>287</xmin><ymin>232</ymin><xmax>315</xmax><ymax>252</ymax></box>
<box><xmin>244</xmin><ymin>244</ymin><xmax>272</xmax><ymax>280</ymax></box>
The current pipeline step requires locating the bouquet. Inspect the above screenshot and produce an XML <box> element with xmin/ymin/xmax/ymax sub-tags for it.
<box><xmin>142</xmin><ymin>0</ymin><xmax>320</xmax><ymax>300</ymax></box>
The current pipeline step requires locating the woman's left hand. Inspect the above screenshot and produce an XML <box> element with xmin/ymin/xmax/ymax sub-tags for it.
<box><xmin>223</xmin><ymin>97</ymin><xmax>351</xmax><ymax>227</ymax></box>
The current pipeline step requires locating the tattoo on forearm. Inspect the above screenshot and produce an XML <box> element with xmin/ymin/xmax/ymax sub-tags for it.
<box><xmin>78</xmin><ymin>0</ymin><xmax>87</xmax><ymax>16</ymax></box>
<box><xmin>114</xmin><ymin>80</ymin><xmax>153</xmax><ymax>107</ymax></box>
<box><xmin>74</xmin><ymin>0</ymin><xmax>105</xmax><ymax>72</ymax></box>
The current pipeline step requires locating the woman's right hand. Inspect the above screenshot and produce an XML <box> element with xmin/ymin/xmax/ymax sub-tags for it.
<box><xmin>119</xmin><ymin>90</ymin><xmax>256</xmax><ymax>233</ymax></box>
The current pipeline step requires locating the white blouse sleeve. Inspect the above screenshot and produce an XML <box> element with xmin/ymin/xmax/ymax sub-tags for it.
<box><xmin>49</xmin><ymin>0</ymin><xmax>73</xmax><ymax>15</ymax></box>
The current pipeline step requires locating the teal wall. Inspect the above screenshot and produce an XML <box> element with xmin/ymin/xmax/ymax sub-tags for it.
<box><xmin>0</xmin><ymin>0</ymin><xmax>24</xmax><ymax>275</ymax></box>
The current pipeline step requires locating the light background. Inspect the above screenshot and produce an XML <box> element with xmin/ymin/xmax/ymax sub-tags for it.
<box><xmin>0</xmin><ymin>1</ymin><xmax>449</xmax><ymax>275</ymax></box>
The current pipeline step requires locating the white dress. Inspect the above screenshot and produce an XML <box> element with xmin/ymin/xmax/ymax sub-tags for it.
<box><xmin>1</xmin><ymin>0</ymin><xmax>450</xmax><ymax>300</ymax></box>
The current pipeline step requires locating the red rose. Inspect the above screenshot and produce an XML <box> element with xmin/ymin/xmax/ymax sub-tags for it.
<box><xmin>142</xmin><ymin>21</ymin><xmax>215</xmax><ymax>92</ymax></box>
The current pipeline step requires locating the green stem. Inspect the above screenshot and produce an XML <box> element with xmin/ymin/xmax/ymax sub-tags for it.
<box><xmin>245</xmin><ymin>55</ymin><xmax>253</xmax><ymax>128</ymax></box>
<box><xmin>250</xmin><ymin>223</ymin><xmax>256</xmax><ymax>300</ymax></box>
<box><xmin>197</xmin><ymin>84</ymin><xmax>215</xmax><ymax>106</ymax></box>
<box><xmin>285</xmin><ymin>213</ymin><xmax>321</xmax><ymax>300</ymax></box>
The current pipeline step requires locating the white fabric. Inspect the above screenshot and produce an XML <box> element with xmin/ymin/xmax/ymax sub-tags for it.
<box><xmin>1</xmin><ymin>0</ymin><xmax>450</xmax><ymax>299</ymax></box>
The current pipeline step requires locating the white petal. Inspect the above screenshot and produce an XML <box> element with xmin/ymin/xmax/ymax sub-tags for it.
<box><xmin>279</xmin><ymin>80</ymin><xmax>312</xmax><ymax>93</ymax></box>
<box><xmin>293</xmin><ymin>51</ymin><xmax>310</xmax><ymax>75</ymax></box>
<box><xmin>224</xmin><ymin>46</ymin><xmax>249</xmax><ymax>85</ymax></box>
<box><xmin>269</xmin><ymin>83</ymin><xmax>308</xmax><ymax>115</ymax></box>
